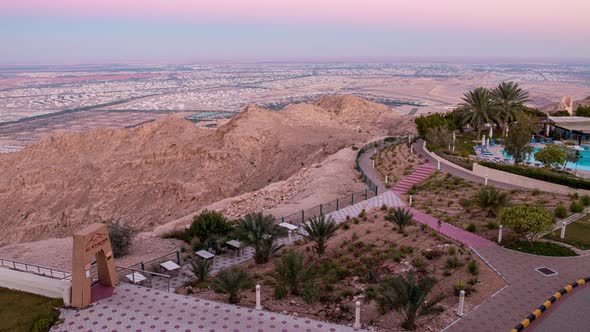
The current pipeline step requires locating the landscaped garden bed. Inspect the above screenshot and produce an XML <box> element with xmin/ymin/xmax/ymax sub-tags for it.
<box><xmin>177</xmin><ymin>208</ymin><xmax>505</xmax><ymax>331</ymax></box>
<box><xmin>372</xmin><ymin>142</ymin><xmax>424</xmax><ymax>188</ymax></box>
<box><xmin>545</xmin><ymin>216</ymin><xmax>590</xmax><ymax>250</ymax></box>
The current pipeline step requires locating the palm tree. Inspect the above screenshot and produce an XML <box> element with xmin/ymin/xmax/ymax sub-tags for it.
<box><xmin>212</xmin><ymin>266</ymin><xmax>255</xmax><ymax>304</ymax></box>
<box><xmin>189</xmin><ymin>258</ymin><xmax>212</xmax><ymax>283</ymax></box>
<box><xmin>235</xmin><ymin>212</ymin><xmax>287</xmax><ymax>264</ymax></box>
<box><xmin>302</xmin><ymin>215</ymin><xmax>338</xmax><ymax>256</ymax></box>
<box><xmin>459</xmin><ymin>87</ymin><xmax>500</xmax><ymax>139</ymax></box>
<box><xmin>385</xmin><ymin>208</ymin><xmax>414</xmax><ymax>233</ymax></box>
<box><xmin>473</xmin><ymin>186</ymin><xmax>510</xmax><ymax>217</ymax></box>
<box><xmin>376</xmin><ymin>272</ymin><xmax>445</xmax><ymax>330</ymax></box>
<box><xmin>272</xmin><ymin>250</ymin><xmax>314</xmax><ymax>295</ymax></box>
<box><xmin>492</xmin><ymin>82</ymin><xmax>530</xmax><ymax>136</ymax></box>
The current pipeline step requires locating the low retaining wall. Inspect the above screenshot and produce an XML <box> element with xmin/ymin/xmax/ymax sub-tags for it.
<box><xmin>472</xmin><ymin>163</ymin><xmax>590</xmax><ymax>196</ymax></box>
<box><xmin>512</xmin><ymin>277</ymin><xmax>590</xmax><ymax>332</ymax></box>
<box><xmin>0</xmin><ymin>267</ymin><xmax>71</xmax><ymax>305</ymax></box>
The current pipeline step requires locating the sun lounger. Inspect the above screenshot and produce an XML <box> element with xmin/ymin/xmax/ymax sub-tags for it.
<box><xmin>548</xmin><ymin>138</ymin><xmax>554</xmax><ymax>143</ymax></box>
<box><xmin>540</xmin><ymin>138</ymin><xmax>547</xmax><ymax>144</ymax></box>
<box><xmin>566</xmin><ymin>168</ymin><xmax>573</xmax><ymax>171</ymax></box>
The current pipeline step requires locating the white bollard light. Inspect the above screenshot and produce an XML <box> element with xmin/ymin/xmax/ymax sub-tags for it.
<box><xmin>457</xmin><ymin>290</ymin><xmax>465</xmax><ymax>316</ymax></box>
<box><xmin>354</xmin><ymin>301</ymin><xmax>361</xmax><ymax>329</ymax></box>
<box><xmin>437</xmin><ymin>160</ymin><xmax>441</xmax><ymax>170</ymax></box>
<box><xmin>409</xmin><ymin>195</ymin><xmax>413</xmax><ymax>206</ymax></box>
<box><xmin>372</xmin><ymin>160</ymin><xmax>375</xmax><ymax>168</ymax></box>
<box><xmin>410</xmin><ymin>145</ymin><xmax>413</xmax><ymax>154</ymax></box>
<box><xmin>288</xmin><ymin>230</ymin><xmax>292</xmax><ymax>242</ymax></box>
<box><xmin>255</xmin><ymin>284</ymin><xmax>262</xmax><ymax>310</ymax></box>
<box><xmin>448</xmin><ymin>144</ymin><xmax>451</xmax><ymax>150</ymax></box>
<box><xmin>498</xmin><ymin>225</ymin><xmax>503</xmax><ymax>243</ymax></box>
<box><xmin>452</xmin><ymin>145</ymin><xmax>455</xmax><ymax>152</ymax></box>
<box><xmin>484</xmin><ymin>175</ymin><xmax>488</xmax><ymax>186</ymax></box>
<box><xmin>385</xmin><ymin>176</ymin><xmax>388</xmax><ymax>184</ymax></box>
<box><xmin>561</xmin><ymin>221</ymin><xmax>567</xmax><ymax>239</ymax></box>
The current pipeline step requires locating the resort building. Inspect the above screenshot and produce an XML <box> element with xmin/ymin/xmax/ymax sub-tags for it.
<box><xmin>546</xmin><ymin>116</ymin><xmax>590</xmax><ymax>144</ymax></box>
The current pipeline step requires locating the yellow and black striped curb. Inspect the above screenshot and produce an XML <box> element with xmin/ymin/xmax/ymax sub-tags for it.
<box><xmin>511</xmin><ymin>277</ymin><xmax>590</xmax><ymax>332</ymax></box>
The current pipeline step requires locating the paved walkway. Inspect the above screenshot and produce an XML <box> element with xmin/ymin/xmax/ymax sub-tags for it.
<box><xmin>52</xmin><ymin>283</ymin><xmax>359</xmax><ymax>332</ymax></box>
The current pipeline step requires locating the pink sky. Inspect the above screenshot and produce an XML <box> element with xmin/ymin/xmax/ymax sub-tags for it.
<box><xmin>4</xmin><ymin>0</ymin><xmax>590</xmax><ymax>35</ymax></box>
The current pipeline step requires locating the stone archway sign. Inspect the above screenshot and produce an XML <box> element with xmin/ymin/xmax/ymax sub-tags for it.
<box><xmin>71</xmin><ymin>223</ymin><xmax>118</xmax><ymax>308</ymax></box>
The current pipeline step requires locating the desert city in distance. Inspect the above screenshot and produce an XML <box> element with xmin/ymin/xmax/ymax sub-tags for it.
<box><xmin>2</xmin><ymin>0</ymin><xmax>590</xmax><ymax>331</ymax></box>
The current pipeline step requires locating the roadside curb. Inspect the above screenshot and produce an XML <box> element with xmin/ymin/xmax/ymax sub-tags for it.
<box><xmin>511</xmin><ymin>277</ymin><xmax>590</xmax><ymax>332</ymax></box>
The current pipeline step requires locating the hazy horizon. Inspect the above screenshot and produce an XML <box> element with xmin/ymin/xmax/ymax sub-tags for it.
<box><xmin>2</xmin><ymin>0</ymin><xmax>590</xmax><ymax>64</ymax></box>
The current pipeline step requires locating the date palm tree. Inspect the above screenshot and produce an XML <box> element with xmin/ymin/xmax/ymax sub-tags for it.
<box><xmin>235</xmin><ymin>212</ymin><xmax>287</xmax><ymax>264</ymax></box>
<box><xmin>212</xmin><ymin>266</ymin><xmax>254</xmax><ymax>304</ymax></box>
<box><xmin>492</xmin><ymin>82</ymin><xmax>530</xmax><ymax>136</ymax></box>
<box><xmin>302</xmin><ymin>215</ymin><xmax>338</xmax><ymax>256</ymax></box>
<box><xmin>459</xmin><ymin>87</ymin><xmax>500</xmax><ymax>139</ymax></box>
<box><xmin>473</xmin><ymin>185</ymin><xmax>510</xmax><ymax>217</ymax></box>
<box><xmin>272</xmin><ymin>249</ymin><xmax>314</xmax><ymax>295</ymax></box>
<box><xmin>385</xmin><ymin>207</ymin><xmax>414</xmax><ymax>233</ymax></box>
<box><xmin>376</xmin><ymin>271</ymin><xmax>445</xmax><ymax>330</ymax></box>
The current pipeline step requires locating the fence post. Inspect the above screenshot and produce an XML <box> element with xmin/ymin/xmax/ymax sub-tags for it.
<box><xmin>320</xmin><ymin>204</ymin><xmax>323</xmax><ymax>216</ymax></box>
<box><xmin>336</xmin><ymin>198</ymin><xmax>339</xmax><ymax>211</ymax></box>
<box><xmin>374</xmin><ymin>186</ymin><xmax>378</xmax><ymax>196</ymax></box>
<box><xmin>301</xmin><ymin>210</ymin><xmax>305</xmax><ymax>223</ymax></box>
<box><xmin>141</xmin><ymin>262</ymin><xmax>145</xmax><ymax>271</ymax></box>
<box><xmin>354</xmin><ymin>301</ymin><xmax>361</xmax><ymax>329</ymax></box>
<box><xmin>351</xmin><ymin>193</ymin><xmax>354</xmax><ymax>205</ymax></box>
<box><xmin>281</xmin><ymin>217</ymin><xmax>284</xmax><ymax>223</ymax></box>
<box><xmin>364</xmin><ymin>189</ymin><xmax>368</xmax><ymax>200</ymax></box>
<box><xmin>176</xmin><ymin>251</ymin><xmax>180</xmax><ymax>264</ymax></box>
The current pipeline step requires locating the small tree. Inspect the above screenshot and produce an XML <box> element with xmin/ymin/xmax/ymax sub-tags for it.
<box><xmin>302</xmin><ymin>215</ymin><xmax>338</xmax><ymax>256</ymax></box>
<box><xmin>235</xmin><ymin>212</ymin><xmax>287</xmax><ymax>264</ymax></box>
<box><xmin>425</xmin><ymin>127</ymin><xmax>452</xmax><ymax>148</ymax></box>
<box><xmin>503</xmin><ymin>114</ymin><xmax>535</xmax><ymax>165</ymax></box>
<box><xmin>188</xmin><ymin>210</ymin><xmax>233</xmax><ymax>242</ymax></box>
<box><xmin>564</xmin><ymin>147</ymin><xmax>581</xmax><ymax>170</ymax></box>
<box><xmin>105</xmin><ymin>219</ymin><xmax>136</xmax><ymax>258</ymax></box>
<box><xmin>189</xmin><ymin>258</ymin><xmax>212</xmax><ymax>283</ymax></box>
<box><xmin>385</xmin><ymin>208</ymin><xmax>414</xmax><ymax>233</ymax></box>
<box><xmin>272</xmin><ymin>250</ymin><xmax>314</xmax><ymax>296</ymax></box>
<box><xmin>473</xmin><ymin>186</ymin><xmax>510</xmax><ymax>217</ymax></box>
<box><xmin>499</xmin><ymin>206</ymin><xmax>554</xmax><ymax>245</ymax></box>
<box><xmin>376</xmin><ymin>271</ymin><xmax>445</xmax><ymax>330</ymax></box>
<box><xmin>534</xmin><ymin>145</ymin><xmax>566</xmax><ymax>169</ymax></box>
<box><xmin>212</xmin><ymin>266</ymin><xmax>255</xmax><ymax>304</ymax></box>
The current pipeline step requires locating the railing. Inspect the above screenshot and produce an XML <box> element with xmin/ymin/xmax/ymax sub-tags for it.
<box><xmin>116</xmin><ymin>265</ymin><xmax>172</xmax><ymax>293</ymax></box>
<box><xmin>0</xmin><ymin>257</ymin><xmax>72</xmax><ymax>280</ymax></box>
<box><xmin>128</xmin><ymin>251</ymin><xmax>181</xmax><ymax>272</ymax></box>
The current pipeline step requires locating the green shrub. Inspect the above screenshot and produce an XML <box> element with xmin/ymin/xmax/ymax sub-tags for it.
<box><xmin>445</xmin><ymin>256</ymin><xmax>461</xmax><ymax>269</ymax></box>
<box><xmin>302</xmin><ymin>282</ymin><xmax>320</xmax><ymax>305</ymax></box>
<box><xmin>479</xmin><ymin>161</ymin><xmax>590</xmax><ymax>190</ymax></box>
<box><xmin>571</xmin><ymin>200</ymin><xmax>584</xmax><ymax>213</ymax></box>
<box><xmin>554</xmin><ymin>203</ymin><xmax>568</xmax><ymax>219</ymax></box>
<box><xmin>465</xmin><ymin>223</ymin><xmax>477</xmax><ymax>233</ymax></box>
<box><xmin>486</xmin><ymin>221</ymin><xmax>499</xmax><ymax>230</ymax></box>
<box><xmin>274</xmin><ymin>284</ymin><xmax>288</xmax><ymax>300</ymax></box>
<box><xmin>189</xmin><ymin>258</ymin><xmax>212</xmax><ymax>283</ymax></box>
<box><xmin>454</xmin><ymin>280</ymin><xmax>471</xmax><ymax>296</ymax></box>
<box><xmin>448</xmin><ymin>246</ymin><xmax>456</xmax><ymax>256</ymax></box>
<box><xmin>188</xmin><ymin>210</ymin><xmax>233</xmax><ymax>242</ymax></box>
<box><xmin>105</xmin><ymin>219</ymin><xmax>136</xmax><ymax>258</ymax></box>
<box><xmin>422</xmin><ymin>249</ymin><xmax>443</xmax><ymax>260</ymax></box>
<box><xmin>412</xmin><ymin>257</ymin><xmax>426</xmax><ymax>272</ymax></box>
<box><xmin>32</xmin><ymin>310</ymin><xmax>60</xmax><ymax>332</ymax></box>
<box><xmin>467</xmin><ymin>260</ymin><xmax>479</xmax><ymax>276</ymax></box>
<box><xmin>582</xmin><ymin>195</ymin><xmax>590</xmax><ymax>206</ymax></box>
<box><xmin>506</xmin><ymin>241</ymin><xmax>577</xmax><ymax>257</ymax></box>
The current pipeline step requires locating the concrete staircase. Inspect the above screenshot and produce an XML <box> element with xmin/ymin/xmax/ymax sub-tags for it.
<box><xmin>392</xmin><ymin>162</ymin><xmax>435</xmax><ymax>195</ymax></box>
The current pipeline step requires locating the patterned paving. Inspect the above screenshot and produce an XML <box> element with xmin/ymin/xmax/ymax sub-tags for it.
<box><xmin>52</xmin><ymin>283</ymin><xmax>359</xmax><ymax>332</ymax></box>
<box><xmin>391</xmin><ymin>163</ymin><xmax>435</xmax><ymax>195</ymax></box>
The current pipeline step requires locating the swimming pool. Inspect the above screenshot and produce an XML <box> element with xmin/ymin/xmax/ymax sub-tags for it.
<box><xmin>501</xmin><ymin>145</ymin><xmax>590</xmax><ymax>171</ymax></box>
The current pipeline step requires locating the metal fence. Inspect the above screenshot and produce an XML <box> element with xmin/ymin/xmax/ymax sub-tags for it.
<box><xmin>129</xmin><ymin>251</ymin><xmax>182</xmax><ymax>273</ymax></box>
<box><xmin>0</xmin><ymin>257</ymin><xmax>72</xmax><ymax>280</ymax></box>
<box><xmin>116</xmin><ymin>265</ymin><xmax>172</xmax><ymax>292</ymax></box>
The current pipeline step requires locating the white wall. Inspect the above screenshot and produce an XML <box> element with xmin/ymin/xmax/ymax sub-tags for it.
<box><xmin>0</xmin><ymin>267</ymin><xmax>71</xmax><ymax>306</ymax></box>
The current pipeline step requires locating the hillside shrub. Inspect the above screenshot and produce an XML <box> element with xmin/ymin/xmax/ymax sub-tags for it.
<box><xmin>554</xmin><ymin>203</ymin><xmax>567</xmax><ymax>219</ymax></box>
<box><xmin>106</xmin><ymin>219</ymin><xmax>136</xmax><ymax>258</ymax></box>
<box><xmin>571</xmin><ymin>200</ymin><xmax>584</xmax><ymax>213</ymax></box>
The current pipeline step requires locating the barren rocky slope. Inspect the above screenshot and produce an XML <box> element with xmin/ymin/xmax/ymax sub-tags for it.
<box><xmin>0</xmin><ymin>95</ymin><xmax>409</xmax><ymax>245</ymax></box>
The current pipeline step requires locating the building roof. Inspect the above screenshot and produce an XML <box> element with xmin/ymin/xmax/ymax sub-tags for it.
<box><xmin>547</xmin><ymin>116</ymin><xmax>590</xmax><ymax>133</ymax></box>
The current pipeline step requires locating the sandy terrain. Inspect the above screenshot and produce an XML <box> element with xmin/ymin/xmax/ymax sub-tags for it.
<box><xmin>0</xmin><ymin>95</ymin><xmax>413</xmax><ymax>247</ymax></box>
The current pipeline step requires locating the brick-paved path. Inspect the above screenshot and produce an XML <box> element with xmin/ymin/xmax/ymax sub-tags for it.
<box><xmin>392</xmin><ymin>163</ymin><xmax>435</xmax><ymax>195</ymax></box>
<box><xmin>52</xmin><ymin>283</ymin><xmax>360</xmax><ymax>332</ymax></box>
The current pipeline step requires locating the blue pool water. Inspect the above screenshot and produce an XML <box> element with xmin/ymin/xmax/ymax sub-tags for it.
<box><xmin>501</xmin><ymin>145</ymin><xmax>590</xmax><ymax>171</ymax></box>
